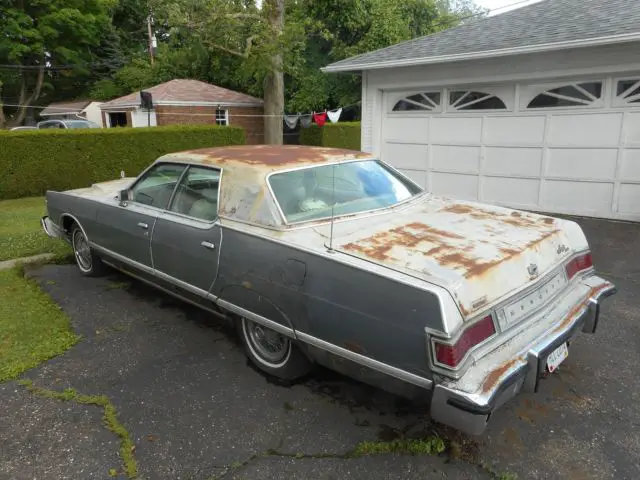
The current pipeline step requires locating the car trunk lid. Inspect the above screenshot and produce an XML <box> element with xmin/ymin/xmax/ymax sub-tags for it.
<box><xmin>330</xmin><ymin>196</ymin><xmax>572</xmax><ymax>319</ymax></box>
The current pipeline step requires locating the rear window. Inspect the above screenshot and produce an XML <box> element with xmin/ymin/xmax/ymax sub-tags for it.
<box><xmin>268</xmin><ymin>159</ymin><xmax>422</xmax><ymax>223</ymax></box>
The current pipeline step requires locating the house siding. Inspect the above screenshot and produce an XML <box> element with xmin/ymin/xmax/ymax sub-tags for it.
<box><xmin>154</xmin><ymin>105</ymin><xmax>264</xmax><ymax>144</ymax></box>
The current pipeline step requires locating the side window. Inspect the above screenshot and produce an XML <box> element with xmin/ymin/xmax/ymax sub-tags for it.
<box><xmin>169</xmin><ymin>166</ymin><xmax>220</xmax><ymax>221</ymax></box>
<box><xmin>129</xmin><ymin>163</ymin><xmax>186</xmax><ymax>209</ymax></box>
<box><xmin>449</xmin><ymin>90</ymin><xmax>507</xmax><ymax>111</ymax></box>
<box><xmin>526</xmin><ymin>81</ymin><xmax>603</xmax><ymax>109</ymax></box>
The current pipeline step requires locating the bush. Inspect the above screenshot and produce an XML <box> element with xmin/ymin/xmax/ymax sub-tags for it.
<box><xmin>0</xmin><ymin>125</ymin><xmax>245</xmax><ymax>200</ymax></box>
<box><xmin>299</xmin><ymin>122</ymin><xmax>361</xmax><ymax>150</ymax></box>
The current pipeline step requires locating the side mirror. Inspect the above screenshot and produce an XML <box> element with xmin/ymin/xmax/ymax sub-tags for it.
<box><xmin>118</xmin><ymin>189</ymin><xmax>129</xmax><ymax>204</ymax></box>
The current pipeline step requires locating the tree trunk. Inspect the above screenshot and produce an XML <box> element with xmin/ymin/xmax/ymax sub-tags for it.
<box><xmin>10</xmin><ymin>61</ymin><xmax>46</xmax><ymax>127</ymax></box>
<box><xmin>262</xmin><ymin>0</ymin><xmax>284</xmax><ymax>145</ymax></box>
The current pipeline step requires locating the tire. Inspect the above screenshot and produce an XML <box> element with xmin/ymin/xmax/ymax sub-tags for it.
<box><xmin>237</xmin><ymin>317</ymin><xmax>313</xmax><ymax>380</ymax></box>
<box><xmin>70</xmin><ymin>224</ymin><xmax>106</xmax><ymax>277</ymax></box>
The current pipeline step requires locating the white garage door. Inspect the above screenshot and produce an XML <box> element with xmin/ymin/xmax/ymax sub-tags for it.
<box><xmin>381</xmin><ymin>77</ymin><xmax>640</xmax><ymax>221</ymax></box>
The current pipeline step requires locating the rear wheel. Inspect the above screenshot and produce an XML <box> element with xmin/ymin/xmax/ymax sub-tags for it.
<box><xmin>238</xmin><ymin>317</ymin><xmax>313</xmax><ymax>380</ymax></box>
<box><xmin>71</xmin><ymin>224</ymin><xmax>106</xmax><ymax>277</ymax></box>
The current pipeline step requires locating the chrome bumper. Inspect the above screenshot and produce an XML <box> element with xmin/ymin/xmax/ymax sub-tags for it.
<box><xmin>430</xmin><ymin>275</ymin><xmax>616</xmax><ymax>435</ymax></box>
<box><xmin>41</xmin><ymin>216</ymin><xmax>63</xmax><ymax>239</ymax></box>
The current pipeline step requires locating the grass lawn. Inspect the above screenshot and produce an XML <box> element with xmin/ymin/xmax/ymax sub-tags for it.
<box><xmin>0</xmin><ymin>196</ymin><xmax>71</xmax><ymax>262</ymax></box>
<box><xmin>0</xmin><ymin>266</ymin><xmax>79</xmax><ymax>382</ymax></box>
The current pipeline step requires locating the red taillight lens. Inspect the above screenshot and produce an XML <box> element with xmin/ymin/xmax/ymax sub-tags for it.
<box><xmin>433</xmin><ymin>315</ymin><xmax>496</xmax><ymax>368</ymax></box>
<box><xmin>565</xmin><ymin>252</ymin><xmax>593</xmax><ymax>280</ymax></box>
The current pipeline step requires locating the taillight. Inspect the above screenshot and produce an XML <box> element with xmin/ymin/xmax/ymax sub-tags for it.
<box><xmin>565</xmin><ymin>252</ymin><xmax>593</xmax><ymax>280</ymax></box>
<box><xmin>433</xmin><ymin>315</ymin><xmax>496</xmax><ymax>368</ymax></box>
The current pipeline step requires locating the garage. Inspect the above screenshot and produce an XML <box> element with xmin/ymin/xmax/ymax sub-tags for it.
<box><xmin>381</xmin><ymin>77</ymin><xmax>640</xmax><ymax>220</ymax></box>
<box><xmin>324</xmin><ymin>0</ymin><xmax>640</xmax><ymax>221</ymax></box>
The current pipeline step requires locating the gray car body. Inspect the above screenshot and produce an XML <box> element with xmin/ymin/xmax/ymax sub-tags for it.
<box><xmin>42</xmin><ymin>145</ymin><xmax>616</xmax><ymax>434</ymax></box>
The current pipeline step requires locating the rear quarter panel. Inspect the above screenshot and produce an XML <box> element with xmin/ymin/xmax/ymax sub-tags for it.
<box><xmin>214</xmin><ymin>227</ymin><xmax>443</xmax><ymax>379</ymax></box>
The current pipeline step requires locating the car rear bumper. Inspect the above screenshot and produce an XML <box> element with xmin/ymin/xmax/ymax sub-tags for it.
<box><xmin>429</xmin><ymin>274</ymin><xmax>616</xmax><ymax>435</ymax></box>
<box><xmin>41</xmin><ymin>216</ymin><xmax>64</xmax><ymax>239</ymax></box>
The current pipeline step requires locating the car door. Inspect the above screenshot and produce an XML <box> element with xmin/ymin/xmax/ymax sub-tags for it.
<box><xmin>93</xmin><ymin>163</ymin><xmax>187</xmax><ymax>270</ymax></box>
<box><xmin>151</xmin><ymin>165</ymin><xmax>222</xmax><ymax>298</ymax></box>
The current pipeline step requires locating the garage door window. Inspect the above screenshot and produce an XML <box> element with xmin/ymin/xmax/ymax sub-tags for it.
<box><xmin>392</xmin><ymin>92</ymin><xmax>441</xmax><ymax>111</ymax></box>
<box><xmin>448</xmin><ymin>90</ymin><xmax>507</xmax><ymax>111</ymax></box>
<box><xmin>525</xmin><ymin>81</ymin><xmax>603</xmax><ymax>109</ymax></box>
<box><xmin>614</xmin><ymin>79</ymin><xmax>640</xmax><ymax>105</ymax></box>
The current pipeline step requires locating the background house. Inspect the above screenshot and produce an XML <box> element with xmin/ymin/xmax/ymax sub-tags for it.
<box><xmin>99</xmin><ymin>79</ymin><xmax>264</xmax><ymax>144</ymax></box>
<box><xmin>40</xmin><ymin>100</ymin><xmax>104</xmax><ymax>126</ymax></box>
<box><xmin>324</xmin><ymin>0</ymin><xmax>640</xmax><ymax>222</ymax></box>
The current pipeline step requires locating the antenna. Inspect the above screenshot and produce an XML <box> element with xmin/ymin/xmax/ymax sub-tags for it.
<box><xmin>328</xmin><ymin>161</ymin><xmax>336</xmax><ymax>252</ymax></box>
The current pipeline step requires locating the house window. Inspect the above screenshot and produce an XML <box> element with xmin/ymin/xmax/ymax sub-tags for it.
<box><xmin>215</xmin><ymin>108</ymin><xmax>228</xmax><ymax>125</ymax></box>
<box><xmin>526</xmin><ymin>82</ymin><xmax>603</xmax><ymax>109</ymax></box>
<box><xmin>615</xmin><ymin>79</ymin><xmax>640</xmax><ymax>105</ymax></box>
<box><xmin>448</xmin><ymin>90</ymin><xmax>507</xmax><ymax>111</ymax></box>
<box><xmin>392</xmin><ymin>92</ymin><xmax>441</xmax><ymax>111</ymax></box>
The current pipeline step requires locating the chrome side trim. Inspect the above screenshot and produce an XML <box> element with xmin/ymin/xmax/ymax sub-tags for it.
<box><xmin>296</xmin><ymin>332</ymin><xmax>433</xmax><ymax>390</ymax></box>
<box><xmin>90</xmin><ymin>242</ymin><xmax>155</xmax><ymax>276</ymax></box>
<box><xmin>91</xmin><ymin>241</ymin><xmax>217</xmax><ymax>300</ymax></box>
<box><xmin>101</xmin><ymin>260</ymin><xmax>226</xmax><ymax>319</ymax></box>
<box><xmin>216</xmin><ymin>299</ymin><xmax>296</xmax><ymax>338</ymax></box>
<box><xmin>155</xmin><ymin>268</ymin><xmax>214</xmax><ymax>300</ymax></box>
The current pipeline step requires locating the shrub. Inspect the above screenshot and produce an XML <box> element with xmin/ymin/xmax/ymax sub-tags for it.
<box><xmin>299</xmin><ymin>122</ymin><xmax>361</xmax><ymax>150</ymax></box>
<box><xmin>0</xmin><ymin>125</ymin><xmax>245</xmax><ymax>200</ymax></box>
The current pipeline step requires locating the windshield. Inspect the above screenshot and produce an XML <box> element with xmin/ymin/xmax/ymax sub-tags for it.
<box><xmin>269</xmin><ymin>159</ymin><xmax>422</xmax><ymax>223</ymax></box>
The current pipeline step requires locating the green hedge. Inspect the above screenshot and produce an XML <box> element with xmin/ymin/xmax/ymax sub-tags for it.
<box><xmin>0</xmin><ymin>125</ymin><xmax>245</xmax><ymax>200</ymax></box>
<box><xmin>299</xmin><ymin>122</ymin><xmax>361</xmax><ymax>150</ymax></box>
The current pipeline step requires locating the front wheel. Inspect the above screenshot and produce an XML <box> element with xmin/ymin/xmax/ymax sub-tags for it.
<box><xmin>71</xmin><ymin>224</ymin><xmax>106</xmax><ymax>277</ymax></box>
<box><xmin>238</xmin><ymin>317</ymin><xmax>313</xmax><ymax>380</ymax></box>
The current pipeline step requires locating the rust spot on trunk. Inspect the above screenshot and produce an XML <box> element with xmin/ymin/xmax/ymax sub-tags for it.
<box><xmin>482</xmin><ymin>357</ymin><xmax>522</xmax><ymax>393</ymax></box>
<box><xmin>442</xmin><ymin>203</ymin><xmax>559</xmax><ymax>230</ymax></box>
<box><xmin>342</xmin><ymin>222</ymin><xmax>464</xmax><ymax>261</ymax></box>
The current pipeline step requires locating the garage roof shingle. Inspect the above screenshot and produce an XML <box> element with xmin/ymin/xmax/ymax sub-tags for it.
<box><xmin>324</xmin><ymin>0</ymin><xmax>640</xmax><ymax>72</ymax></box>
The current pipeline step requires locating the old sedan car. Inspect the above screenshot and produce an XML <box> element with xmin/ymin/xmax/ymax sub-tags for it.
<box><xmin>41</xmin><ymin>145</ymin><xmax>616</xmax><ymax>435</ymax></box>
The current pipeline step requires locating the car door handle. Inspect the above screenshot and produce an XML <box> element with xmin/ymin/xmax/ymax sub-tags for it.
<box><xmin>201</xmin><ymin>241</ymin><xmax>216</xmax><ymax>250</ymax></box>
<box><xmin>137</xmin><ymin>222</ymin><xmax>148</xmax><ymax>229</ymax></box>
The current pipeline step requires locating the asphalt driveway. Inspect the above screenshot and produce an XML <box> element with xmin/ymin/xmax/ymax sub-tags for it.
<box><xmin>1</xmin><ymin>216</ymin><xmax>639</xmax><ymax>480</ymax></box>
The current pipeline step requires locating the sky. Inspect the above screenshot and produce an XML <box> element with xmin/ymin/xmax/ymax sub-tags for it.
<box><xmin>476</xmin><ymin>0</ymin><xmax>544</xmax><ymax>16</ymax></box>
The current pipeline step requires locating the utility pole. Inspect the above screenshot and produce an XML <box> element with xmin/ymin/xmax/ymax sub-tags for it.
<box><xmin>147</xmin><ymin>13</ymin><xmax>155</xmax><ymax>65</ymax></box>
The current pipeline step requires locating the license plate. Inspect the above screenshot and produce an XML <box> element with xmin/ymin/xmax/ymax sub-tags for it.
<box><xmin>546</xmin><ymin>343</ymin><xmax>568</xmax><ymax>373</ymax></box>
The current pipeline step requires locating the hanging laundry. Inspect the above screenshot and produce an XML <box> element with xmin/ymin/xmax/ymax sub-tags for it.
<box><xmin>300</xmin><ymin>114</ymin><xmax>313</xmax><ymax>128</ymax></box>
<box><xmin>313</xmin><ymin>112</ymin><xmax>328</xmax><ymax>127</ymax></box>
<box><xmin>327</xmin><ymin>108</ymin><xmax>342</xmax><ymax>123</ymax></box>
<box><xmin>284</xmin><ymin>114</ymin><xmax>299</xmax><ymax>130</ymax></box>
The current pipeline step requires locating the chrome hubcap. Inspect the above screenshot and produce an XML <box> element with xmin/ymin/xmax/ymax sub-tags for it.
<box><xmin>246</xmin><ymin>321</ymin><xmax>289</xmax><ymax>363</ymax></box>
<box><xmin>73</xmin><ymin>230</ymin><xmax>92</xmax><ymax>271</ymax></box>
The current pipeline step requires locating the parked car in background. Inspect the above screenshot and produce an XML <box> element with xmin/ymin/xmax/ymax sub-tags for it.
<box><xmin>9</xmin><ymin>126</ymin><xmax>37</xmax><ymax>131</ymax></box>
<box><xmin>36</xmin><ymin>119</ymin><xmax>100</xmax><ymax>129</ymax></box>
<box><xmin>40</xmin><ymin>145</ymin><xmax>616</xmax><ymax>435</ymax></box>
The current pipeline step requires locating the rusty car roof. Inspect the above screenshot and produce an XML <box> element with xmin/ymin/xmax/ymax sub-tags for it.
<box><xmin>156</xmin><ymin>145</ymin><xmax>376</xmax><ymax>229</ymax></box>
<box><xmin>163</xmin><ymin>145</ymin><xmax>373</xmax><ymax>172</ymax></box>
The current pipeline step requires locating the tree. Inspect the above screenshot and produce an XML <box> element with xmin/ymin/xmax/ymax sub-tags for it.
<box><xmin>154</xmin><ymin>0</ymin><xmax>310</xmax><ymax>144</ymax></box>
<box><xmin>0</xmin><ymin>0</ymin><xmax>114</xmax><ymax>126</ymax></box>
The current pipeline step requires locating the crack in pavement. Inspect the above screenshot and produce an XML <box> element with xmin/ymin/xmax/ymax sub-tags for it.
<box><xmin>17</xmin><ymin>379</ymin><xmax>138</xmax><ymax>479</ymax></box>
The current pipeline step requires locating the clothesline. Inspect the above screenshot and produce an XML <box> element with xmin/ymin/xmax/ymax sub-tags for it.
<box><xmin>283</xmin><ymin>101</ymin><xmax>361</xmax><ymax>129</ymax></box>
